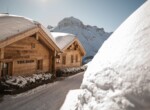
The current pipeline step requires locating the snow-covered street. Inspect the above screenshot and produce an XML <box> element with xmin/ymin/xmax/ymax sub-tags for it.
<box><xmin>0</xmin><ymin>72</ymin><xmax>84</xmax><ymax>110</ymax></box>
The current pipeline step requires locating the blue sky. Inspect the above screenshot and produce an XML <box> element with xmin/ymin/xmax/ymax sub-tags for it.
<box><xmin>0</xmin><ymin>0</ymin><xmax>146</xmax><ymax>32</ymax></box>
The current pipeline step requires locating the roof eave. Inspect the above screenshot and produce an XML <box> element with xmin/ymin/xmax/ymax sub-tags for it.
<box><xmin>61</xmin><ymin>37</ymin><xmax>86</xmax><ymax>56</ymax></box>
<box><xmin>0</xmin><ymin>27</ymin><xmax>39</xmax><ymax>48</ymax></box>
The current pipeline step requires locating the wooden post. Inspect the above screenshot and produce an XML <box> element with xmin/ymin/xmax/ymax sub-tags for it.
<box><xmin>0</xmin><ymin>48</ymin><xmax>4</xmax><ymax>79</ymax></box>
<box><xmin>51</xmin><ymin>50</ymin><xmax>56</xmax><ymax>77</ymax></box>
<box><xmin>36</xmin><ymin>33</ymin><xmax>39</xmax><ymax>40</ymax></box>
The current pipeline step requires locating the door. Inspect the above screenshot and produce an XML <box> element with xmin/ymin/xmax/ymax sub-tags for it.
<box><xmin>1</xmin><ymin>62</ymin><xmax>12</xmax><ymax>77</ymax></box>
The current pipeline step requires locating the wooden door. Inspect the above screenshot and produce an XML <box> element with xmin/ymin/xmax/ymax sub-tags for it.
<box><xmin>2</xmin><ymin>62</ymin><xmax>12</xmax><ymax>77</ymax></box>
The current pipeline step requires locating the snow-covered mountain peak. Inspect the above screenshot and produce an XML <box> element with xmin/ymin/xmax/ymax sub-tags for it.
<box><xmin>57</xmin><ymin>16</ymin><xmax>84</xmax><ymax>28</ymax></box>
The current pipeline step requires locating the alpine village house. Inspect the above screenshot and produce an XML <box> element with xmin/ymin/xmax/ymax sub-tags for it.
<box><xmin>0</xmin><ymin>14</ymin><xmax>86</xmax><ymax>79</ymax></box>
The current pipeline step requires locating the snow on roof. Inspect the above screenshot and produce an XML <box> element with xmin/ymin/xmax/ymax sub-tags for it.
<box><xmin>40</xmin><ymin>25</ymin><xmax>57</xmax><ymax>45</ymax></box>
<box><xmin>71</xmin><ymin>1</ymin><xmax>150</xmax><ymax>110</ymax></box>
<box><xmin>0</xmin><ymin>14</ymin><xmax>38</xmax><ymax>41</ymax></box>
<box><xmin>51</xmin><ymin>32</ymin><xmax>75</xmax><ymax>50</ymax></box>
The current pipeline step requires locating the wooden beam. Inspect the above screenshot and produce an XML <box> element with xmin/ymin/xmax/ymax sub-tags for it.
<box><xmin>0</xmin><ymin>48</ymin><xmax>4</xmax><ymax>79</ymax></box>
<box><xmin>0</xmin><ymin>27</ymin><xmax>39</xmax><ymax>48</ymax></box>
<box><xmin>36</xmin><ymin>33</ymin><xmax>39</xmax><ymax>40</ymax></box>
<box><xmin>0</xmin><ymin>48</ymin><xmax>4</xmax><ymax>59</ymax></box>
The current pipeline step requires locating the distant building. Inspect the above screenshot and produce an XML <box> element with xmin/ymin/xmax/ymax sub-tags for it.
<box><xmin>0</xmin><ymin>14</ymin><xmax>86</xmax><ymax>79</ymax></box>
<box><xmin>51</xmin><ymin>32</ymin><xmax>86</xmax><ymax>70</ymax></box>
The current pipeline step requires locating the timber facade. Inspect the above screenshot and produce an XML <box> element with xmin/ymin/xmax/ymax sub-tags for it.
<box><xmin>0</xmin><ymin>15</ymin><xmax>86</xmax><ymax>79</ymax></box>
<box><xmin>51</xmin><ymin>32</ymin><xmax>86</xmax><ymax>70</ymax></box>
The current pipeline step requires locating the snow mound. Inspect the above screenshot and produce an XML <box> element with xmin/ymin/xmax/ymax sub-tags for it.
<box><xmin>49</xmin><ymin>17</ymin><xmax>112</xmax><ymax>59</ymax></box>
<box><xmin>5</xmin><ymin>73</ymin><xmax>52</xmax><ymax>88</ymax></box>
<box><xmin>74</xmin><ymin>1</ymin><xmax>150</xmax><ymax>110</ymax></box>
<box><xmin>60</xmin><ymin>90</ymin><xmax>83</xmax><ymax>110</ymax></box>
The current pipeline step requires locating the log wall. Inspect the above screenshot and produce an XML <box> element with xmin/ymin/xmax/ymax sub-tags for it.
<box><xmin>55</xmin><ymin>42</ymin><xmax>83</xmax><ymax>69</ymax></box>
<box><xmin>3</xmin><ymin>34</ymin><xmax>53</xmax><ymax>76</ymax></box>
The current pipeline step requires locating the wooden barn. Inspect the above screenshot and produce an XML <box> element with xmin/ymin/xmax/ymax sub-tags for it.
<box><xmin>51</xmin><ymin>32</ymin><xmax>86</xmax><ymax>70</ymax></box>
<box><xmin>0</xmin><ymin>14</ymin><xmax>60</xmax><ymax>78</ymax></box>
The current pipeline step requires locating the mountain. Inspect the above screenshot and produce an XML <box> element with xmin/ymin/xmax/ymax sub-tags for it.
<box><xmin>64</xmin><ymin>1</ymin><xmax>150</xmax><ymax>110</ymax></box>
<box><xmin>48</xmin><ymin>17</ymin><xmax>112</xmax><ymax>60</ymax></box>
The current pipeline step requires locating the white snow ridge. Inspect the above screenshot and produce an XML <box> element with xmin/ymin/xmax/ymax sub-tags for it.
<box><xmin>62</xmin><ymin>0</ymin><xmax>150</xmax><ymax>110</ymax></box>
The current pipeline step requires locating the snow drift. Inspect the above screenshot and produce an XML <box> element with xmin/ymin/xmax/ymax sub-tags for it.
<box><xmin>73</xmin><ymin>1</ymin><xmax>150</xmax><ymax>110</ymax></box>
<box><xmin>48</xmin><ymin>17</ymin><xmax>112</xmax><ymax>59</ymax></box>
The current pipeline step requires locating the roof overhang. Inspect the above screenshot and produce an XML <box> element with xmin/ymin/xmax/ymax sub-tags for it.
<box><xmin>0</xmin><ymin>26</ymin><xmax>61</xmax><ymax>52</ymax></box>
<box><xmin>0</xmin><ymin>27</ymin><xmax>39</xmax><ymax>48</ymax></box>
<box><xmin>38</xmin><ymin>26</ymin><xmax>60</xmax><ymax>52</ymax></box>
<box><xmin>62</xmin><ymin>38</ymin><xmax>86</xmax><ymax>56</ymax></box>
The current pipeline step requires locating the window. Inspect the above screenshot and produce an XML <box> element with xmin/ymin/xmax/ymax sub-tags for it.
<box><xmin>62</xmin><ymin>56</ymin><xmax>66</xmax><ymax>65</ymax></box>
<box><xmin>71</xmin><ymin>55</ymin><xmax>74</xmax><ymax>63</ymax></box>
<box><xmin>31</xmin><ymin>43</ymin><xmax>35</xmax><ymax>49</ymax></box>
<box><xmin>37</xmin><ymin>60</ymin><xmax>43</xmax><ymax>70</ymax></box>
<box><xmin>56</xmin><ymin>55</ymin><xmax>60</xmax><ymax>63</ymax></box>
<box><xmin>76</xmin><ymin>54</ymin><xmax>78</xmax><ymax>62</ymax></box>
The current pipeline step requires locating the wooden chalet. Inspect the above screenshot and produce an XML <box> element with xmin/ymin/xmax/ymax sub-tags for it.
<box><xmin>0</xmin><ymin>14</ymin><xmax>60</xmax><ymax>78</ymax></box>
<box><xmin>51</xmin><ymin>32</ymin><xmax>86</xmax><ymax>70</ymax></box>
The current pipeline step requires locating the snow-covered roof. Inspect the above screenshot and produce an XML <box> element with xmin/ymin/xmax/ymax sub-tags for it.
<box><xmin>51</xmin><ymin>32</ymin><xmax>75</xmax><ymax>50</ymax></box>
<box><xmin>40</xmin><ymin>25</ymin><xmax>58</xmax><ymax>46</ymax></box>
<box><xmin>0</xmin><ymin>14</ymin><xmax>60</xmax><ymax>51</ymax></box>
<box><xmin>0</xmin><ymin>14</ymin><xmax>38</xmax><ymax>41</ymax></box>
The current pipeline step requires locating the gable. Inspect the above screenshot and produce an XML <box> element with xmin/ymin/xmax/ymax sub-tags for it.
<box><xmin>0</xmin><ymin>15</ymin><xmax>60</xmax><ymax>52</ymax></box>
<box><xmin>4</xmin><ymin>35</ymin><xmax>51</xmax><ymax>59</ymax></box>
<box><xmin>63</xmin><ymin>39</ymin><xmax>86</xmax><ymax>56</ymax></box>
<box><xmin>67</xmin><ymin>41</ymin><xmax>79</xmax><ymax>51</ymax></box>
<box><xmin>0</xmin><ymin>26</ymin><xmax>60</xmax><ymax>52</ymax></box>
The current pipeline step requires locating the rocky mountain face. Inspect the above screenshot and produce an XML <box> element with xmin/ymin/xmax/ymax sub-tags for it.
<box><xmin>48</xmin><ymin>17</ymin><xmax>112</xmax><ymax>60</ymax></box>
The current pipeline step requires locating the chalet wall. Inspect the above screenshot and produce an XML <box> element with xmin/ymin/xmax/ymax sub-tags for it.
<box><xmin>3</xmin><ymin>34</ymin><xmax>53</xmax><ymax>76</ymax></box>
<box><xmin>55</xmin><ymin>50</ymin><xmax>82</xmax><ymax>69</ymax></box>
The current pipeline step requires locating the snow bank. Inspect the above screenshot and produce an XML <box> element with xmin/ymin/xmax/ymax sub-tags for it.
<box><xmin>60</xmin><ymin>90</ymin><xmax>83</xmax><ymax>110</ymax></box>
<box><xmin>5</xmin><ymin>73</ymin><xmax>52</xmax><ymax>88</ymax></box>
<box><xmin>73</xmin><ymin>1</ymin><xmax>150</xmax><ymax>110</ymax></box>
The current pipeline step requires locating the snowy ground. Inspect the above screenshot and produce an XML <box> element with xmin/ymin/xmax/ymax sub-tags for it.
<box><xmin>0</xmin><ymin>72</ymin><xmax>84</xmax><ymax>110</ymax></box>
<box><xmin>60</xmin><ymin>90</ymin><xmax>83</xmax><ymax>110</ymax></box>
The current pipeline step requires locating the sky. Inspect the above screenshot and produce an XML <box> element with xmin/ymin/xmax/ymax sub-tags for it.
<box><xmin>0</xmin><ymin>0</ymin><xmax>146</xmax><ymax>32</ymax></box>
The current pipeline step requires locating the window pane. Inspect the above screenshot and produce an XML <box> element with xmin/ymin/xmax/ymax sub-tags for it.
<box><xmin>62</xmin><ymin>56</ymin><xmax>66</xmax><ymax>64</ymax></box>
<box><xmin>71</xmin><ymin>55</ymin><xmax>74</xmax><ymax>63</ymax></box>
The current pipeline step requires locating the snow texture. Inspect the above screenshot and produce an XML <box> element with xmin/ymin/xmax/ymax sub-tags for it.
<box><xmin>40</xmin><ymin>25</ymin><xmax>58</xmax><ymax>45</ymax></box>
<box><xmin>49</xmin><ymin>17</ymin><xmax>112</xmax><ymax>58</ymax></box>
<box><xmin>51</xmin><ymin>32</ymin><xmax>75</xmax><ymax>50</ymax></box>
<box><xmin>5</xmin><ymin>73</ymin><xmax>52</xmax><ymax>88</ymax></box>
<box><xmin>60</xmin><ymin>90</ymin><xmax>83</xmax><ymax>110</ymax></box>
<box><xmin>0</xmin><ymin>14</ymin><xmax>38</xmax><ymax>41</ymax></box>
<box><xmin>68</xmin><ymin>1</ymin><xmax>150</xmax><ymax>110</ymax></box>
